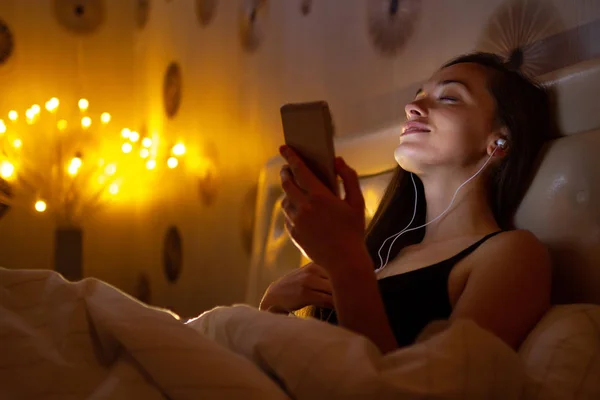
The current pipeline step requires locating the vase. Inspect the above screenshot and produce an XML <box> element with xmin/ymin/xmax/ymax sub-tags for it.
<box><xmin>54</xmin><ymin>227</ymin><xmax>83</xmax><ymax>281</ymax></box>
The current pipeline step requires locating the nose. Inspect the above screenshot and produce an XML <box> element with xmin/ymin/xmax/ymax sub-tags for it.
<box><xmin>405</xmin><ymin>99</ymin><xmax>427</xmax><ymax>119</ymax></box>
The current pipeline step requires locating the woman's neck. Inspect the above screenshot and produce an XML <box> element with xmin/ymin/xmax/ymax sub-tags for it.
<box><xmin>418</xmin><ymin>170</ymin><xmax>500</xmax><ymax>245</ymax></box>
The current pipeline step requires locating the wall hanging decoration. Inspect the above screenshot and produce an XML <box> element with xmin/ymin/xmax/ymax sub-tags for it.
<box><xmin>195</xmin><ymin>0</ymin><xmax>218</xmax><ymax>26</ymax></box>
<box><xmin>163</xmin><ymin>225</ymin><xmax>183</xmax><ymax>284</ymax></box>
<box><xmin>163</xmin><ymin>62</ymin><xmax>182</xmax><ymax>119</ymax></box>
<box><xmin>53</xmin><ymin>0</ymin><xmax>106</xmax><ymax>35</ymax></box>
<box><xmin>136</xmin><ymin>0</ymin><xmax>151</xmax><ymax>30</ymax></box>
<box><xmin>239</xmin><ymin>0</ymin><xmax>268</xmax><ymax>53</ymax></box>
<box><xmin>476</xmin><ymin>0</ymin><xmax>566</xmax><ymax>77</ymax></box>
<box><xmin>367</xmin><ymin>0</ymin><xmax>421</xmax><ymax>57</ymax></box>
<box><xmin>300</xmin><ymin>0</ymin><xmax>312</xmax><ymax>16</ymax></box>
<box><xmin>0</xmin><ymin>20</ymin><xmax>14</xmax><ymax>65</ymax></box>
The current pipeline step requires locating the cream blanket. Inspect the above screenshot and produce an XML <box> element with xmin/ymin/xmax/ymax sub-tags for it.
<box><xmin>0</xmin><ymin>268</ymin><xmax>528</xmax><ymax>399</ymax></box>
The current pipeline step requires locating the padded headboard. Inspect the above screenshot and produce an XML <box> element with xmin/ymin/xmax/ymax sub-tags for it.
<box><xmin>246</xmin><ymin>56</ymin><xmax>600</xmax><ymax>307</ymax></box>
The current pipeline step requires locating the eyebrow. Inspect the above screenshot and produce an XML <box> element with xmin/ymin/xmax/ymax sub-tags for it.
<box><xmin>415</xmin><ymin>80</ymin><xmax>471</xmax><ymax>97</ymax></box>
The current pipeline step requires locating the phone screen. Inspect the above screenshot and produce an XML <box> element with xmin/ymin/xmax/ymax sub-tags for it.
<box><xmin>280</xmin><ymin>102</ymin><xmax>337</xmax><ymax>195</ymax></box>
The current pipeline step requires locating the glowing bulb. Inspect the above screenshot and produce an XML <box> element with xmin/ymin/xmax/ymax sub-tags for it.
<box><xmin>45</xmin><ymin>98</ymin><xmax>59</xmax><ymax>113</ymax></box>
<box><xmin>57</xmin><ymin>119</ymin><xmax>68</xmax><ymax>131</ymax></box>
<box><xmin>142</xmin><ymin>137</ymin><xmax>152</xmax><ymax>148</ymax></box>
<box><xmin>13</xmin><ymin>139</ymin><xmax>22</xmax><ymax>148</ymax></box>
<box><xmin>121</xmin><ymin>143</ymin><xmax>133</xmax><ymax>154</ymax></box>
<box><xmin>70</xmin><ymin>157</ymin><xmax>83</xmax><ymax>169</ymax></box>
<box><xmin>105</xmin><ymin>164</ymin><xmax>117</xmax><ymax>175</ymax></box>
<box><xmin>146</xmin><ymin>159</ymin><xmax>156</xmax><ymax>170</ymax></box>
<box><xmin>81</xmin><ymin>116</ymin><xmax>92</xmax><ymax>128</ymax></box>
<box><xmin>31</xmin><ymin>104</ymin><xmax>41</xmax><ymax>114</ymax></box>
<box><xmin>139</xmin><ymin>148</ymin><xmax>150</xmax><ymax>158</ymax></box>
<box><xmin>78</xmin><ymin>98</ymin><xmax>89</xmax><ymax>111</ymax></box>
<box><xmin>129</xmin><ymin>131</ymin><xmax>140</xmax><ymax>143</ymax></box>
<box><xmin>8</xmin><ymin>110</ymin><xmax>18</xmax><ymax>121</ymax></box>
<box><xmin>172</xmin><ymin>143</ymin><xmax>186</xmax><ymax>156</ymax></box>
<box><xmin>0</xmin><ymin>120</ymin><xmax>6</xmax><ymax>134</ymax></box>
<box><xmin>0</xmin><ymin>161</ymin><xmax>15</xmax><ymax>179</ymax></box>
<box><xmin>25</xmin><ymin>109</ymin><xmax>36</xmax><ymax>124</ymax></box>
<box><xmin>35</xmin><ymin>200</ymin><xmax>47</xmax><ymax>213</ymax></box>
<box><xmin>121</xmin><ymin>128</ymin><xmax>131</xmax><ymax>139</ymax></box>
<box><xmin>67</xmin><ymin>164</ymin><xmax>79</xmax><ymax>176</ymax></box>
<box><xmin>108</xmin><ymin>184</ymin><xmax>119</xmax><ymax>195</ymax></box>
<box><xmin>100</xmin><ymin>112</ymin><xmax>111</xmax><ymax>124</ymax></box>
<box><xmin>167</xmin><ymin>157</ymin><xmax>178</xmax><ymax>169</ymax></box>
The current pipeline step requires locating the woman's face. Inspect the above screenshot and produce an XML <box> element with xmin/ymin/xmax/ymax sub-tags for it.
<box><xmin>395</xmin><ymin>62</ymin><xmax>500</xmax><ymax>173</ymax></box>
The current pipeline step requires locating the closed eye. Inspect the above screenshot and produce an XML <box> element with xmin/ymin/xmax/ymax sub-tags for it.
<box><xmin>439</xmin><ymin>96</ymin><xmax>458</xmax><ymax>103</ymax></box>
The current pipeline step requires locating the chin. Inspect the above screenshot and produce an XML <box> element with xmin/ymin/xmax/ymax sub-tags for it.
<box><xmin>394</xmin><ymin>145</ymin><xmax>434</xmax><ymax>174</ymax></box>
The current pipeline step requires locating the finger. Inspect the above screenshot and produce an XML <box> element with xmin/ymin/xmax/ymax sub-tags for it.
<box><xmin>280</xmin><ymin>145</ymin><xmax>329</xmax><ymax>195</ymax></box>
<box><xmin>308</xmin><ymin>276</ymin><xmax>333</xmax><ymax>295</ymax></box>
<box><xmin>335</xmin><ymin>157</ymin><xmax>365</xmax><ymax>210</ymax></box>
<box><xmin>308</xmin><ymin>291</ymin><xmax>335</xmax><ymax>309</ymax></box>
<box><xmin>281</xmin><ymin>196</ymin><xmax>296</xmax><ymax>221</ymax></box>
<box><xmin>281</xmin><ymin>166</ymin><xmax>308</xmax><ymax>204</ymax></box>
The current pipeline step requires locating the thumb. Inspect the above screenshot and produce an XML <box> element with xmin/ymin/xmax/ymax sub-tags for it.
<box><xmin>335</xmin><ymin>157</ymin><xmax>365</xmax><ymax>210</ymax></box>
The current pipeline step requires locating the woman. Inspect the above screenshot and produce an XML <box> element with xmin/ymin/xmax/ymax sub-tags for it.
<box><xmin>259</xmin><ymin>52</ymin><xmax>554</xmax><ymax>354</ymax></box>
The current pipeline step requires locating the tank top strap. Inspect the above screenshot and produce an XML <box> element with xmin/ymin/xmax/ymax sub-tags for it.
<box><xmin>444</xmin><ymin>230</ymin><xmax>504</xmax><ymax>265</ymax></box>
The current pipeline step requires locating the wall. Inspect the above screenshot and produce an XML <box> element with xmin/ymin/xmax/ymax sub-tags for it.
<box><xmin>1</xmin><ymin>0</ymin><xmax>599</xmax><ymax>318</ymax></box>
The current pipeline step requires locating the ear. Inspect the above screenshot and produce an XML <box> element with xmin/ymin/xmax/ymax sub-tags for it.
<box><xmin>487</xmin><ymin>126</ymin><xmax>510</xmax><ymax>158</ymax></box>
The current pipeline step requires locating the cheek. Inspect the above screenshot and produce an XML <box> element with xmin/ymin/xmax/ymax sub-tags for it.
<box><xmin>433</xmin><ymin>108</ymin><xmax>487</xmax><ymax>149</ymax></box>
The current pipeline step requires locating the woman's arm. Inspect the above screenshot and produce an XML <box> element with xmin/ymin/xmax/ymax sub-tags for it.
<box><xmin>327</xmin><ymin>248</ymin><xmax>399</xmax><ymax>354</ymax></box>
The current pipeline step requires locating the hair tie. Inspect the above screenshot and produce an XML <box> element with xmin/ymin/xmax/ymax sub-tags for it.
<box><xmin>505</xmin><ymin>47</ymin><xmax>524</xmax><ymax>72</ymax></box>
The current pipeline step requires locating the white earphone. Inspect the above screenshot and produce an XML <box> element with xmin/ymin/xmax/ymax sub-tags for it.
<box><xmin>374</xmin><ymin>138</ymin><xmax>508</xmax><ymax>273</ymax></box>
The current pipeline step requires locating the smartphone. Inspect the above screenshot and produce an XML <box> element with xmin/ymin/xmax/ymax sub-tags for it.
<box><xmin>280</xmin><ymin>101</ymin><xmax>338</xmax><ymax>195</ymax></box>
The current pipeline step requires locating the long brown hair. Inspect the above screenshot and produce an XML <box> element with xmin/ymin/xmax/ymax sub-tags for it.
<box><xmin>365</xmin><ymin>52</ymin><xmax>555</xmax><ymax>269</ymax></box>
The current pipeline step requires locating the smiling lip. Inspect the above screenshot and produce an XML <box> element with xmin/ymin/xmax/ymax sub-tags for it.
<box><xmin>402</xmin><ymin>121</ymin><xmax>431</xmax><ymax>136</ymax></box>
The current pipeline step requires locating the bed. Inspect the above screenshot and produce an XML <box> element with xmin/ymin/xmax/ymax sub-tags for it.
<box><xmin>245</xmin><ymin>56</ymin><xmax>600</xmax><ymax>399</ymax></box>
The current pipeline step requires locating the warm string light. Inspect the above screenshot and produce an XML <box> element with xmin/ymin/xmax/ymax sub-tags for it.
<box><xmin>35</xmin><ymin>200</ymin><xmax>47</xmax><ymax>213</ymax></box>
<box><xmin>78</xmin><ymin>98</ymin><xmax>89</xmax><ymax>112</ymax></box>
<box><xmin>129</xmin><ymin>131</ymin><xmax>140</xmax><ymax>143</ymax></box>
<box><xmin>81</xmin><ymin>116</ymin><xmax>92</xmax><ymax>129</ymax></box>
<box><xmin>45</xmin><ymin>98</ymin><xmax>59</xmax><ymax>113</ymax></box>
<box><xmin>172</xmin><ymin>143</ymin><xmax>185</xmax><ymax>156</ymax></box>
<box><xmin>167</xmin><ymin>157</ymin><xmax>178</xmax><ymax>169</ymax></box>
<box><xmin>0</xmin><ymin>97</ymin><xmax>191</xmax><ymax>217</ymax></box>
<box><xmin>0</xmin><ymin>161</ymin><xmax>15</xmax><ymax>179</ymax></box>
<box><xmin>67</xmin><ymin>157</ymin><xmax>82</xmax><ymax>176</ymax></box>
<box><xmin>121</xmin><ymin>143</ymin><xmax>133</xmax><ymax>154</ymax></box>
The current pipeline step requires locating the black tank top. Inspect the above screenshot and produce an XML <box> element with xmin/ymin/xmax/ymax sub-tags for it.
<box><xmin>325</xmin><ymin>230</ymin><xmax>503</xmax><ymax>347</ymax></box>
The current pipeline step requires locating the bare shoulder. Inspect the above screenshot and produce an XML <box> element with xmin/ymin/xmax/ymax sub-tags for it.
<box><xmin>488</xmin><ymin>229</ymin><xmax>549</xmax><ymax>258</ymax></box>
<box><xmin>474</xmin><ymin>228</ymin><xmax>551</xmax><ymax>278</ymax></box>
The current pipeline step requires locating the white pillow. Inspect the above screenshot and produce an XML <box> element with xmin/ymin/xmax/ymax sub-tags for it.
<box><xmin>519</xmin><ymin>304</ymin><xmax>600</xmax><ymax>400</ymax></box>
